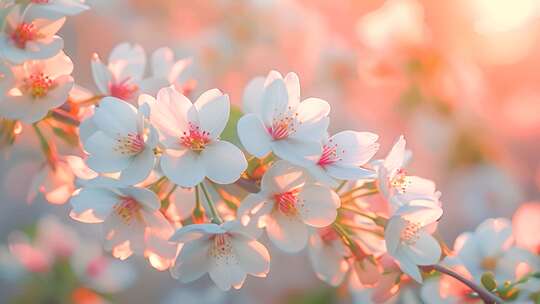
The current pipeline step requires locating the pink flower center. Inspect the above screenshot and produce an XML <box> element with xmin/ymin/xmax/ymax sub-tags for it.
<box><xmin>114</xmin><ymin>197</ymin><xmax>142</xmax><ymax>224</ymax></box>
<box><xmin>274</xmin><ymin>189</ymin><xmax>300</xmax><ymax>216</ymax></box>
<box><xmin>400</xmin><ymin>219</ymin><xmax>421</xmax><ymax>245</ymax></box>
<box><xmin>210</xmin><ymin>233</ymin><xmax>234</xmax><ymax>263</ymax></box>
<box><xmin>11</xmin><ymin>23</ymin><xmax>41</xmax><ymax>49</ymax></box>
<box><xmin>390</xmin><ymin>168</ymin><xmax>410</xmax><ymax>193</ymax></box>
<box><xmin>109</xmin><ymin>78</ymin><xmax>139</xmax><ymax>100</ymax></box>
<box><xmin>317</xmin><ymin>140</ymin><xmax>343</xmax><ymax>167</ymax></box>
<box><xmin>114</xmin><ymin>133</ymin><xmax>145</xmax><ymax>155</ymax></box>
<box><xmin>180</xmin><ymin>122</ymin><xmax>211</xmax><ymax>152</ymax></box>
<box><xmin>24</xmin><ymin>72</ymin><xmax>54</xmax><ymax>98</ymax></box>
<box><xmin>319</xmin><ymin>226</ymin><xmax>339</xmax><ymax>243</ymax></box>
<box><xmin>267</xmin><ymin>111</ymin><xmax>299</xmax><ymax>140</ymax></box>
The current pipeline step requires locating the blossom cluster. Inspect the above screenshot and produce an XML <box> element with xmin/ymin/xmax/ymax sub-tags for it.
<box><xmin>0</xmin><ymin>2</ymin><xmax>539</xmax><ymax>304</ymax></box>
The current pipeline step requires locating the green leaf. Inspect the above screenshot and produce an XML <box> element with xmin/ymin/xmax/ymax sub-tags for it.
<box><xmin>481</xmin><ymin>272</ymin><xmax>497</xmax><ymax>291</ymax></box>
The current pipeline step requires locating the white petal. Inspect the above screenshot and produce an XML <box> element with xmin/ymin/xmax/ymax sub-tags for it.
<box><xmin>385</xmin><ymin>217</ymin><xmax>406</xmax><ymax>255</ymax></box>
<box><xmin>151</xmin><ymin>47</ymin><xmax>173</xmax><ymax>78</ymax></box>
<box><xmin>284</xmin><ymin>72</ymin><xmax>300</xmax><ymax>106</ymax></box>
<box><xmin>208</xmin><ymin>262</ymin><xmax>246</xmax><ymax>291</ymax></box>
<box><xmin>291</xmin><ymin>98</ymin><xmax>330</xmax><ymax>141</ymax></box>
<box><xmin>272</xmin><ymin>138</ymin><xmax>322</xmax><ymax>166</ymax></box>
<box><xmin>326</xmin><ymin>165</ymin><xmax>377</xmax><ymax>181</ymax></box>
<box><xmin>91</xmin><ymin>54</ymin><xmax>112</xmax><ymax>95</ymax></box>
<box><xmin>237</xmin><ymin>193</ymin><xmax>271</xmax><ymax>225</ymax></box>
<box><xmin>266</xmin><ymin>211</ymin><xmax>308</xmax><ymax>253</ymax></box>
<box><xmin>201</xmin><ymin>141</ymin><xmax>247</xmax><ymax>184</ymax></box>
<box><xmin>233</xmin><ymin>239</ymin><xmax>270</xmax><ymax>277</ymax></box>
<box><xmin>400</xmin><ymin>232</ymin><xmax>441</xmax><ymax>265</ymax></box>
<box><xmin>297</xmin><ymin>185</ymin><xmax>340</xmax><ymax>227</ymax></box>
<box><xmin>330</xmin><ymin>131</ymin><xmax>380</xmax><ymax>166</ymax></box>
<box><xmin>169</xmin><ymin>224</ymin><xmax>225</xmax><ymax>243</ymax></box>
<box><xmin>261</xmin><ymin>78</ymin><xmax>290</xmax><ymax>126</ymax></box>
<box><xmin>150</xmin><ymin>86</ymin><xmax>193</xmax><ymax>141</ymax></box>
<box><xmin>261</xmin><ymin>160</ymin><xmax>308</xmax><ymax>194</ymax></box>
<box><xmin>92</xmin><ymin>97</ymin><xmax>138</xmax><ymax>136</ymax></box>
<box><xmin>84</xmin><ymin>131</ymin><xmax>131</xmax><ymax>173</ymax></box>
<box><xmin>108</xmin><ymin>43</ymin><xmax>146</xmax><ymax>81</ymax></box>
<box><xmin>237</xmin><ymin>114</ymin><xmax>272</xmax><ymax>158</ymax></box>
<box><xmin>171</xmin><ymin>238</ymin><xmax>210</xmax><ymax>282</ymax></box>
<box><xmin>308</xmin><ymin>234</ymin><xmax>349</xmax><ymax>286</ymax></box>
<box><xmin>242</xmin><ymin>76</ymin><xmax>265</xmax><ymax>114</ymax></box>
<box><xmin>194</xmin><ymin>89</ymin><xmax>229</xmax><ymax>138</ymax></box>
<box><xmin>161</xmin><ymin>149</ymin><xmax>206</xmax><ymax>187</ymax></box>
<box><xmin>384</xmin><ymin>135</ymin><xmax>406</xmax><ymax>174</ymax></box>
<box><xmin>118</xmin><ymin>148</ymin><xmax>155</xmax><ymax>185</ymax></box>
<box><xmin>396</xmin><ymin>256</ymin><xmax>423</xmax><ymax>283</ymax></box>
<box><xmin>69</xmin><ymin>188</ymin><xmax>117</xmax><ymax>223</ymax></box>
<box><xmin>120</xmin><ymin>187</ymin><xmax>160</xmax><ymax>211</ymax></box>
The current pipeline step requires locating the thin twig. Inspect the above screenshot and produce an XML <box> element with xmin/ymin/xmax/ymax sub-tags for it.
<box><xmin>199</xmin><ymin>182</ymin><xmax>223</xmax><ymax>224</ymax></box>
<box><xmin>430</xmin><ymin>264</ymin><xmax>504</xmax><ymax>304</ymax></box>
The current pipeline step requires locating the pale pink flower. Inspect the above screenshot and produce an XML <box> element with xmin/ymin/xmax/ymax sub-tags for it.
<box><xmin>377</xmin><ymin>135</ymin><xmax>440</xmax><ymax>210</ymax></box>
<box><xmin>385</xmin><ymin>199</ymin><xmax>442</xmax><ymax>282</ymax></box>
<box><xmin>145</xmin><ymin>86</ymin><xmax>247</xmax><ymax>187</ymax></box>
<box><xmin>238</xmin><ymin>160</ymin><xmax>340</xmax><ymax>252</ymax></box>
<box><xmin>169</xmin><ymin>221</ymin><xmax>270</xmax><ymax>291</ymax></box>
<box><xmin>91</xmin><ymin>43</ymin><xmax>161</xmax><ymax>102</ymax></box>
<box><xmin>238</xmin><ymin>71</ymin><xmax>330</xmax><ymax>166</ymax></box>
<box><xmin>0</xmin><ymin>6</ymin><xmax>64</xmax><ymax>63</ymax></box>
<box><xmin>69</xmin><ymin>186</ymin><xmax>175</xmax><ymax>261</ymax></box>
<box><xmin>0</xmin><ymin>51</ymin><xmax>73</xmax><ymax>123</ymax></box>
<box><xmin>81</xmin><ymin>96</ymin><xmax>158</xmax><ymax>185</ymax></box>
<box><xmin>306</xmin><ymin>131</ymin><xmax>379</xmax><ymax>186</ymax></box>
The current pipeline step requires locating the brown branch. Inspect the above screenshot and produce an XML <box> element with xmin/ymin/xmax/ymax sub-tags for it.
<box><xmin>428</xmin><ymin>264</ymin><xmax>504</xmax><ymax>304</ymax></box>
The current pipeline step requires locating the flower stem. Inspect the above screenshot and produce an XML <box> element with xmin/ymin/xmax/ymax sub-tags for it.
<box><xmin>335</xmin><ymin>180</ymin><xmax>347</xmax><ymax>193</ymax></box>
<box><xmin>333</xmin><ymin>222</ymin><xmax>367</xmax><ymax>260</ymax></box>
<box><xmin>340</xmin><ymin>190</ymin><xmax>379</xmax><ymax>203</ymax></box>
<box><xmin>430</xmin><ymin>264</ymin><xmax>504</xmax><ymax>304</ymax></box>
<box><xmin>199</xmin><ymin>182</ymin><xmax>223</xmax><ymax>224</ymax></box>
<box><xmin>50</xmin><ymin>108</ymin><xmax>80</xmax><ymax>126</ymax></box>
<box><xmin>339</xmin><ymin>187</ymin><xmax>378</xmax><ymax>200</ymax></box>
<box><xmin>32</xmin><ymin>123</ymin><xmax>57</xmax><ymax>169</ymax></box>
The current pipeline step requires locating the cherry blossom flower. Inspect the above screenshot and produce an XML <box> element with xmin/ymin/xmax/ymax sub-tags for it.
<box><xmin>81</xmin><ymin>96</ymin><xmax>158</xmax><ymax>185</ymax></box>
<box><xmin>91</xmin><ymin>43</ymin><xmax>161</xmax><ymax>102</ymax></box>
<box><xmin>150</xmin><ymin>47</ymin><xmax>192</xmax><ymax>94</ymax></box>
<box><xmin>26</xmin><ymin>0</ymin><xmax>90</xmax><ymax>20</ymax></box>
<box><xmin>307</xmin><ymin>226</ymin><xmax>350</xmax><ymax>286</ymax></box>
<box><xmin>0</xmin><ymin>51</ymin><xmax>73</xmax><ymax>123</ymax></box>
<box><xmin>238</xmin><ymin>160</ymin><xmax>340</xmax><ymax>252</ymax></box>
<box><xmin>377</xmin><ymin>135</ymin><xmax>440</xmax><ymax>210</ymax></box>
<box><xmin>238</xmin><ymin>71</ymin><xmax>330</xmax><ymax>166</ymax></box>
<box><xmin>453</xmin><ymin>218</ymin><xmax>517</xmax><ymax>280</ymax></box>
<box><xmin>145</xmin><ymin>86</ymin><xmax>247</xmax><ymax>187</ymax></box>
<box><xmin>0</xmin><ymin>6</ymin><xmax>64</xmax><ymax>63</ymax></box>
<box><xmin>385</xmin><ymin>199</ymin><xmax>442</xmax><ymax>282</ymax></box>
<box><xmin>305</xmin><ymin>131</ymin><xmax>379</xmax><ymax>186</ymax></box>
<box><xmin>69</xmin><ymin>185</ymin><xmax>175</xmax><ymax>261</ymax></box>
<box><xmin>169</xmin><ymin>220</ymin><xmax>270</xmax><ymax>291</ymax></box>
